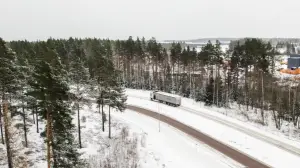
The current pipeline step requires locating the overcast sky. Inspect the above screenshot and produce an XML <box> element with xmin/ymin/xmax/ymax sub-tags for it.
<box><xmin>0</xmin><ymin>0</ymin><xmax>299</xmax><ymax>41</ymax></box>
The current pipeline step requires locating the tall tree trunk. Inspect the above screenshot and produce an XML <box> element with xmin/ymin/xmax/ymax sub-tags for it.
<box><xmin>123</xmin><ymin>57</ymin><xmax>126</xmax><ymax>84</ymax></box>
<box><xmin>177</xmin><ymin>62</ymin><xmax>180</xmax><ymax>92</ymax></box>
<box><xmin>225</xmin><ymin>68</ymin><xmax>229</xmax><ymax>108</ymax></box>
<box><xmin>36</xmin><ymin>106</ymin><xmax>39</xmax><ymax>133</ymax></box>
<box><xmin>76</xmin><ymin>85</ymin><xmax>82</xmax><ymax>148</ymax></box>
<box><xmin>192</xmin><ymin>62</ymin><xmax>195</xmax><ymax>97</ymax></box>
<box><xmin>261</xmin><ymin>71</ymin><xmax>265</xmax><ymax>125</ymax></box>
<box><xmin>46</xmin><ymin>105</ymin><xmax>53</xmax><ymax>168</ymax></box>
<box><xmin>152</xmin><ymin>64</ymin><xmax>155</xmax><ymax>89</ymax></box>
<box><xmin>138</xmin><ymin>62</ymin><xmax>141</xmax><ymax>88</ymax></box>
<box><xmin>216</xmin><ymin>64</ymin><xmax>219</xmax><ymax>107</ymax></box>
<box><xmin>155</xmin><ymin>61</ymin><xmax>158</xmax><ymax>89</ymax></box>
<box><xmin>109</xmin><ymin>105</ymin><xmax>111</xmax><ymax>139</ymax></box>
<box><xmin>102</xmin><ymin>99</ymin><xmax>105</xmax><ymax>132</ymax></box>
<box><xmin>98</xmin><ymin>103</ymin><xmax>100</xmax><ymax>114</ymax></box>
<box><xmin>0</xmin><ymin>104</ymin><xmax>4</xmax><ymax>144</ymax></box>
<box><xmin>245</xmin><ymin>67</ymin><xmax>249</xmax><ymax>111</ymax></box>
<box><xmin>3</xmin><ymin>101</ymin><xmax>13</xmax><ymax>168</ymax></box>
<box><xmin>189</xmin><ymin>64</ymin><xmax>191</xmax><ymax>94</ymax></box>
<box><xmin>172</xmin><ymin>65</ymin><xmax>175</xmax><ymax>91</ymax></box>
<box><xmin>32</xmin><ymin>107</ymin><xmax>35</xmax><ymax>124</ymax></box>
<box><xmin>211</xmin><ymin>65</ymin><xmax>215</xmax><ymax>105</ymax></box>
<box><xmin>77</xmin><ymin>103</ymin><xmax>82</xmax><ymax>148</ymax></box>
<box><xmin>293</xmin><ymin>87</ymin><xmax>298</xmax><ymax>127</ymax></box>
<box><xmin>22</xmin><ymin>98</ymin><xmax>28</xmax><ymax>147</ymax></box>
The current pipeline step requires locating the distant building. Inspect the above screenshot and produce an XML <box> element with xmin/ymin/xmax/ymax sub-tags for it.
<box><xmin>288</xmin><ymin>54</ymin><xmax>300</xmax><ymax>69</ymax></box>
<box><xmin>290</xmin><ymin>54</ymin><xmax>300</xmax><ymax>58</ymax></box>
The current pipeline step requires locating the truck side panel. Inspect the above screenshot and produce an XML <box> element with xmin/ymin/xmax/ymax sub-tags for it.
<box><xmin>155</xmin><ymin>92</ymin><xmax>178</xmax><ymax>105</ymax></box>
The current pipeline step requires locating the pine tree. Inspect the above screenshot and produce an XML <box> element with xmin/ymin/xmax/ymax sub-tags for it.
<box><xmin>90</xmin><ymin>39</ymin><xmax>115</xmax><ymax>132</ymax></box>
<box><xmin>16</xmin><ymin>56</ymin><xmax>31</xmax><ymax>148</ymax></box>
<box><xmin>28</xmin><ymin>42</ymin><xmax>81</xmax><ymax>168</ymax></box>
<box><xmin>170</xmin><ymin>42</ymin><xmax>182</xmax><ymax>92</ymax></box>
<box><xmin>69</xmin><ymin>45</ymin><xmax>89</xmax><ymax>148</ymax></box>
<box><xmin>106</xmin><ymin>71</ymin><xmax>127</xmax><ymax>138</ymax></box>
<box><xmin>214</xmin><ymin>40</ymin><xmax>223</xmax><ymax>106</ymax></box>
<box><xmin>0</xmin><ymin>38</ymin><xmax>19</xmax><ymax>168</ymax></box>
<box><xmin>135</xmin><ymin>37</ymin><xmax>145</xmax><ymax>89</ymax></box>
<box><xmin>205</xmin><ymin>77</ymin><xmax>214</xmax><ymax>106</ymax></box>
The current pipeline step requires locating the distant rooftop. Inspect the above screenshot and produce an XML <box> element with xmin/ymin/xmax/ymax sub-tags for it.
<box><xmin>290</xmin><ymin>54</ymin><xmax>300</xmax><ymax>58</ymax></box>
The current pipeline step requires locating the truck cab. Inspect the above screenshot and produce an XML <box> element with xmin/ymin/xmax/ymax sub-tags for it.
<box><xmin>150</xmin><ymin>90</ymin><xmax>158</xmax><ymax>100</ymax></box>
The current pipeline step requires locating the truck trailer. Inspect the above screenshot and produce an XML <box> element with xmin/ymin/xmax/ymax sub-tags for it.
<box><xmin>150</xmin><ymin>91</ymin><xmax>181</xmax><ymax>107</ymax></box>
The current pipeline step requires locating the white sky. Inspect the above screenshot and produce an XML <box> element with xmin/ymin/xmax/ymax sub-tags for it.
<box><xmin>0</xmin><ymin>0</ymin><xmax>299</xmax><ymax>41</ymax></box>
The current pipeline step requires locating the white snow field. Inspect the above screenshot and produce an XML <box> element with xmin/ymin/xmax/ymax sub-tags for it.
<box><xmin>112</xmin><ymin>109</ymin><xmax>242</xmax><ymax>168</ymax></box>
<box><xmin>125</xmin><ymin>89</ymin><xmax>300</xmax><ymax>168</ymax></box>
<box><xmin>1</xmin><ymin>101</ymin><xmax>240</xmax><ymax>168</ymax></box>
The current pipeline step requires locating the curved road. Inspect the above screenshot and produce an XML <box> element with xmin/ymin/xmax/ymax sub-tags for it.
<box><xmin>127</xmin><ymin>105</ymin><xmax>270</xmax><ymax>168</ymax></box>
<box><xmin>129</xmin><ymin>94</ymin><xmax>300</xmax><ymax>156</ymax></box>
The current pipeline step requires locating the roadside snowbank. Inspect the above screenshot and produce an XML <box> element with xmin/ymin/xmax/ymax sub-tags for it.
<box><xmin>125</xmin><ymin>91</ymin><xmax>300</xmax><ymax>168</ymax></box>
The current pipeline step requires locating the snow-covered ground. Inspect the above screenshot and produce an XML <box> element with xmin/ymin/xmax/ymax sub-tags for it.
<box><xmin>181</xmin><ymin>98</ymin><xmax>300</xmax><ymax>147</ymax></box>
<box><xmin>112</xmin><ymin>110</ymin><xmax>241</xmax><ymax>168</ymax></box>
<box><xmin>125</xmin><ymin>89</ymin><xmax>300</xmax><ymax>168</ymax></box>
<box><xmin>0</xmin><ymin>98</ymin><xmax>241</xmax><ymax>168</ymax></box>
<box><xmin>126</xmin><ymin>89</ymin><xmax>300</xmax><ymax>146</ymax></box>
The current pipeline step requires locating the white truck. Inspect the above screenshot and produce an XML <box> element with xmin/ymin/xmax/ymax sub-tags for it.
<box><xmin>150</xmin><ymin>91</ymin><xmax>181</xmax><ymax>107</ymax></box>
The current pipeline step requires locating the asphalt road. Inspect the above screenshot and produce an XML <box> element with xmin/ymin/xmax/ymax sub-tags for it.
<box><xmin>127</xmin><ymin>105</ymin><xmax>270</xmax><ymax>168</ymax></box>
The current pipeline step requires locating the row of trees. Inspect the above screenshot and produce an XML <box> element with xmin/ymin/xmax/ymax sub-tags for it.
<box><xmin>114</xmin><ymin>36</ymin><xmax>300</xmax><ymax>129</ymax></box>
<box><xmin>0</xmin><ymin>37</ymin><xmax>126</xmax><ymax>168</ymax></box>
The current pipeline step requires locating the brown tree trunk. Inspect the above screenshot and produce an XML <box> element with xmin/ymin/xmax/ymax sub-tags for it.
<box><xmin>46</xmin><ymin>105</ymin><xmax>53</xmax><ymax>168</ymax></box>
<box><xmin>102</xmin><ymin>99</ymin><xmax>105</xmax><ymax>132</ymax></box>
<box><xmin>155</xmin><ymin>61</ymin><xmax>158</xmax><ymax>89</ymax></box>
<box><xmin>211</xmin><ymin>65</ymin><xmax>215</xmax><ymax>105</ymax></box>
<box><xmin>172</xmin><ymin>65</ymin><xmax>175</xmax><ymax>91</ymax></box>
<box><xmin>98</xmin><ymin>102</ymin><xmax>100</xmax><ymax>114</ymax></box>
<box><xmin>36</xmin><ymin>106</ymin><xmax>39</xmax><ymax>133</ymax></box>
<box><xmin>0</xmin><ymin>104</ymin><xmax>4</xmax><ymax>144</ymax></box>
<box><xmin>152</xmin><ymin>63</ymin><xmax>155</xmax><ymax>89</ymax></box>
<box><xmin>137</xmin><ymin>62</ymin><xmax>141</xmax><ymax>88</ymax></box>
<box><xmin>177</xmin><ymin>62</ymin><xmax>180</xmax><ymax>91</ymax></box>
<box><xmin>109</xmin><ymin>105</ymin><xmax>111</xmax><ymax>139</ymax></box>
<box><xmin>3</xmin><ymin>101</ymin><xmax>13</xmax><ymax>168</ymax></box>
<box><xmin>293</xmin><ymin>87</ymin><xmax>298</xmax><ymax>127</ymax></box>
<box><xmin>32</xmin><ymin>107</ymin><xmax>35</xmax><ymax>124</ymax></box>
<box><xmin>261</xmin><ymin>71</ymin><xmax>265</xmax><ymax>125</ymax></box>
<box><xmin>216</xmin><ymin>64</ymin><xmax>219</xmax><ymax>107</ymax></box>
<box><xmin>77</xmin><ymin>103</ymin><xmax>82</xmax><ymax>148</ymax></box>
<box><xmin>245</xmin><ymin>67</ymin><xmax>249</xmax><ymax>111</ymax></box>
<box><xmin>22</xmin><ymin>98</ymin><xmax>28</xmax><ymax>147</ymax></box>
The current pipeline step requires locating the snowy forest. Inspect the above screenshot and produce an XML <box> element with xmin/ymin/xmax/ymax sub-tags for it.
<box><xmin>0</xmin><ymin>36</ymin><xmax>300</xmax><ymax>167</ymax></box>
